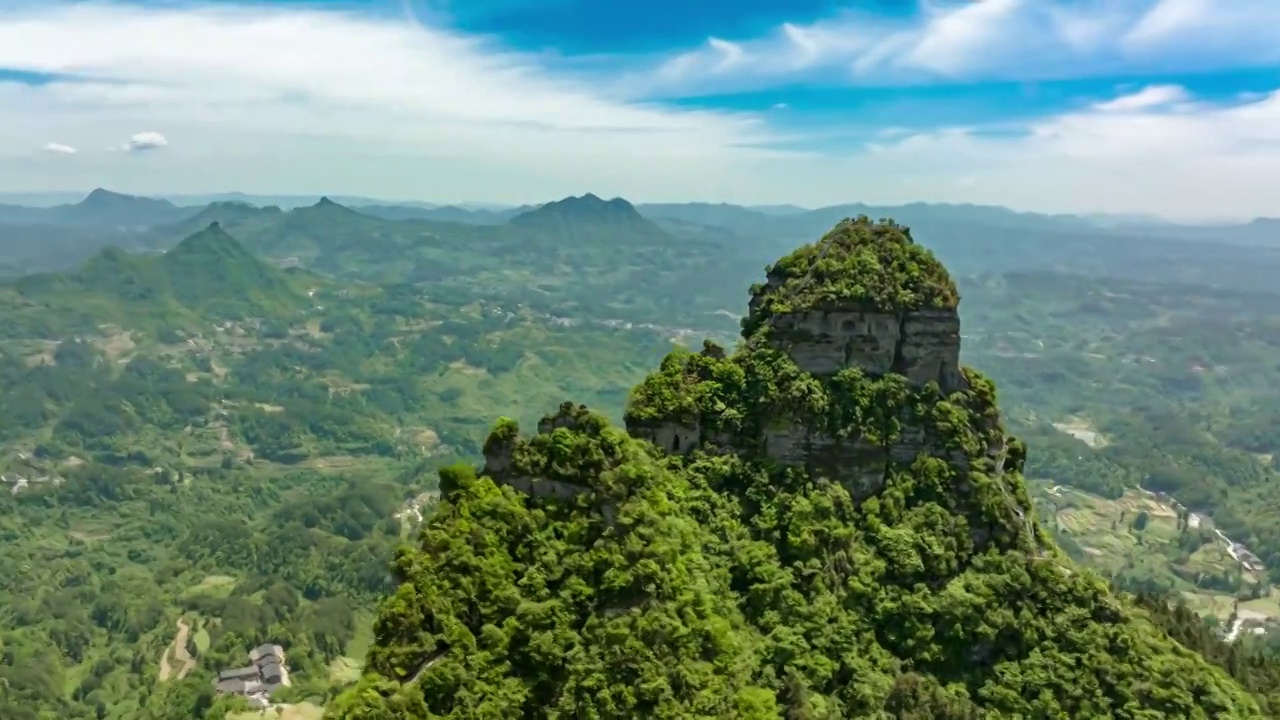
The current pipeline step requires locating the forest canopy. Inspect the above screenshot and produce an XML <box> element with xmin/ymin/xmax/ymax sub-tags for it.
<box><xmin>330</xmin><ymin>220</ymin><xmax>1270</xmax><ymax>719</ymax></box>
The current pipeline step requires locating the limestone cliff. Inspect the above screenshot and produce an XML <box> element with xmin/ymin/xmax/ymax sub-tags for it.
<box><xmin>743</xmin><ymin>217</ymin><xmax>964</xmax><ymax>392</ymax></box>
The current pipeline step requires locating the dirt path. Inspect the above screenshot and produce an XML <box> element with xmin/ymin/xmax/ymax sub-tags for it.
<box><xmin>159</xmin><ymin>618</ymin><xmax>196</xmax><ymax>682</ymax></box>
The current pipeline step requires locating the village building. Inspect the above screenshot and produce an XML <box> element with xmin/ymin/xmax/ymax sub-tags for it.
<box><xmin>212</xmin><ymin>643</ymin><xmax>290</xmax><ymax>708</ymax></box>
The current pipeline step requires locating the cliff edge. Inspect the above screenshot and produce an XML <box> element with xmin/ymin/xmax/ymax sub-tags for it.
<box><xmin>329</xmin><ymin>218</ymin><xmax>1265</xmax><ymax>719</ymax></box>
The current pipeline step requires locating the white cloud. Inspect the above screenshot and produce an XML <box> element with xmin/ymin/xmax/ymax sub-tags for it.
<box><xmin>1092</xmin><ymin>84</ymin><xmax>1188</xmax><ymax>112</ymax></box>
<box><xmin>640</xmin><ymin>0</ymin><xmax>1280</xmax><ymax>94</ymax></box>
<box><xmin>0</xmin><ymin>1</ymin><xmax>784</xmax><ymax>201</ymax></box>
<box><xmin>1122</xmin><ymin>0</ymin><xmax>1280</xmax><ymax>69</ymax></box>
<box><xmin>903</xmin><ymin>0</ymin><xmax>1025</xmax><ymax>76</ymax></box>
<box><xmin>121</xmin><ymin>131</ymin><xmax>168</xmax><ymax>153</ymax></box>
<box><xmin>808</xmin><ymin>86</ymin><xmax>1280</xmax><ymax>221</ymax></box>
<box><xmin>1124</xmin><ymin>0</ymin><xmax>1211</xmax><ymax>46</ymax></box>
<box><xmin>42</xmin><ymin>141</ymin><xmax>76</xmax><ymax>154</ymax></box>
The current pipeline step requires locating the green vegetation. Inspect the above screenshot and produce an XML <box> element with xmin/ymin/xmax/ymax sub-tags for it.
<box><xmin>0</xmin><ymin>225</ymin><xmax>688</xmax><ymax>719</ymax></box>
<box><xmin>1</xmin><ymin>223</ymin><xmax>311</xmax><ymax>340</ymax></box>
<box><xmin>332</xmin><ymin>223</ymin><xmax>1272</xmax><ymax>718</ymax></box>
<box><xmin>742</xmin><ymin>217</ymin><xmax>957</xmax><ymax>337</ymax></box>
<box><xmin>5</xmin><ymin>194</ymin><xmax>1280</xmax><ymax>718</ymax></box>
<box><xmin>1034</xmin><ymin>487</ymin><xmax>1264</xmax><ymax>609</ymax></box>
<box><xmin>161</xmin><ymin>195</ymin><xmax>753</xmax><ymax>335</ymax></box>
<box><xmin>961</xmin><ymin>271</ymin><xmax>1280</xmax><ymax>583</ymax></box>
<box><xmin>0</xmin><ymin>459</ymin><xmax>405</xmax><ymax>720</ymax></box>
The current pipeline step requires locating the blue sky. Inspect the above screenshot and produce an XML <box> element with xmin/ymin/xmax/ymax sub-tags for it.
<box><xmin>1</xmin><ymin>0</ymin><xmax>1279</xmax><ymax>219</ymax></box>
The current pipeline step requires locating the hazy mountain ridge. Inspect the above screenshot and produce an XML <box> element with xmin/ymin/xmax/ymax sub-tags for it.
<box><xmin>0</xmin><ymin>188</ymin><xmax>197</xmax><ymax>228</ymax></box>
<box><xmin>2</xmin><ymin>188</ymin><xmax>1274</xmax><ymax>238</ymax></box>
<box><xmin>3</xmin><ymin>190</ymin><xmax>1278</xmax><ymax>335</ymax></box>
<box><xmin>2</xmin><ymin>222</ymin><xmax>314</xmax><ymax>339</ymax></box>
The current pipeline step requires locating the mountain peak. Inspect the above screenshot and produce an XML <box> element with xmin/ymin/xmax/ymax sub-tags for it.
<box><xmin>296</xmin><ymin>196</ymin><xmax>364</xmax><ymax>218</ymax></box>
<box><xmin>743</xmin><ymin>215</ymin><xmax>957</xmax><ymax>338</ymax></box>
<box><xmin>78</xmin><ymin>188</ymin><xmax>173</xmax><ymax>209</ymax></box>
<box><xmin>83</xmin><ymin>188</ymin><xmax>117</xmax><ymax>203</ymax></box>
<box><xmin>166</xmin><ymin>222</ymin><xmax>253</xmax><ymax>261</ymax></box>
<box><xmin>515</xmin><ymin>193</ymin><xmax>639</xmax><ymax>218</ymax></box>
<box><xmin>508</xmin><ymin>194</ymin><xmax>660</xmax><ymax>237</ymax></box>
<box><xmin>157</xmin><ymin>224</ymin><xmax>303</xmax><ymax>311</ymax></box>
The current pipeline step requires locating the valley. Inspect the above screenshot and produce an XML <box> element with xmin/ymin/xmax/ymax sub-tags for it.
<box><xmin>3</xmin><ymin>191</ymin><xmax>1280</xmax><ymax>717</ymax></box>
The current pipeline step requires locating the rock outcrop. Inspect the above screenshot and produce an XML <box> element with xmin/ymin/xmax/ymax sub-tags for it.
<box><xmin>481</xmin><ymin>402</ymin><xmax>599</xmax><ymax>501</ymax></box>
<box><xmin>762</xmin><ymin>307</ymin><xmax>963</xmax><ymax>388</ymax></box>
<box><xmin>744</xmin><ymin>216</ymin><xmax>965</xmax><ymax>394</ymax></box>
<box><xmin>627</xmin><ymin>217</ymin><xmax>1011</xmax><ymax>508</ymax></box>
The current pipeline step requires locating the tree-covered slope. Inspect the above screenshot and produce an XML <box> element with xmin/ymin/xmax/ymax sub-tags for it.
<box><xmin>1</xmin><ymin>223</ymin><xmax>313</xmax><ymax>338</ymax></box>
<box><xmin>332</xmin><ymin>218</ymin><xmax>1268</xmax><ymax>719</ymax></box>
<box><xmin>0</xmin><ymin>224</ymin><xmax>694</xmax><ymax>719</ymax></box>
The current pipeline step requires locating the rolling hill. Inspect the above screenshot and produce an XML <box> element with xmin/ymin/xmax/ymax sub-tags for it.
<box><xmin>2</xmin><ymin>223</ymin><xmax>314</xmax><ymax>339</ymax></box>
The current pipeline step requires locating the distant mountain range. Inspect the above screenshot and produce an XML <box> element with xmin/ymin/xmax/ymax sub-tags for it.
<box><xmin>0</xmin><ymin>189</ymin><xmax>1276</xmax><ymax>285</ymax></box>
<box><xmin>2</xmin><ymin>188</ymin><xmax>1273</xmax><ymax>236</ymax></box>
<box><xmin>2</xmin><ymin>185</ymin><xmax>1269</xmax><ymax>237</ymax></box>
<box><xmin>3</xmin><ymin>187</ymin><xmax>1279</xmax><ymax>347</ymax></box>
<box><xmin>0</xmin><ymin>188</ymin><xmax>194</xmax><ymax>228</ymax></box>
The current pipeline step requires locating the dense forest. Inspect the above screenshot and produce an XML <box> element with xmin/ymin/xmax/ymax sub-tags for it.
<box><xmin>3</xmin><ymin>194</ymin><xmax>1280</xmax><ymax>717</ymax></box>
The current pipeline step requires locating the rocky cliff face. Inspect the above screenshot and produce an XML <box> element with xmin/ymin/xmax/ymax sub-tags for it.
<box><xmin>763</xmin><ymin>307</ymin><xmax>964</xmax><ymax>388</ymax></box>
<box><xmin>750</xmin><ymin>287</ymin><xmax>964</xmax><ymax>393</ymax></box>
<box><xmin>751</xmin><ymin>298</ymin><xmax>978</xmax><ymax>502</ymax></box>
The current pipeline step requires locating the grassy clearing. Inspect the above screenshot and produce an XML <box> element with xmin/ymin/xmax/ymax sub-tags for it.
<box><xmin>194</xmin><ymin>625</ymin><xmax>211</xmax><ymax>654</ymax></box>
<box><xmin>329</xmin><ymin>612</ymin><xmax>373</xmax><ymax>685</ymax></box>
<box><xmin>1242</xmin><ymin>596</ymin><xmax>1280</xmax><ymax>618</ymax></box>
<box><xmin>1051</xmin><ymin>416</ymin><xmax>1107</xmax><ymax>448</ymax></box>
<box><xmin>328</xmin><ymin>656</ymin><xmax>362</xmax><ymax>685</ymax></box>
<box><xmin>185</xmin><ymin>575</ymin><xmax>238</xmax><ymax>599</ymax></box>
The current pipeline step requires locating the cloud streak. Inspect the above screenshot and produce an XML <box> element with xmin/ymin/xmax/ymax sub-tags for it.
<box><xmin>42</xmin><ymin>141</ymin><xmax>76</xmax><ymax>154</ymax></box>
<box><xmin>638</xmin><ymin>0</ymin><xmax>1280</xmax><ymax>96</ymax></box>
<box><xmin>1092</xmin><ymin>84</ymin><xmax>1188</xmax><ymax>112</ymax></box>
